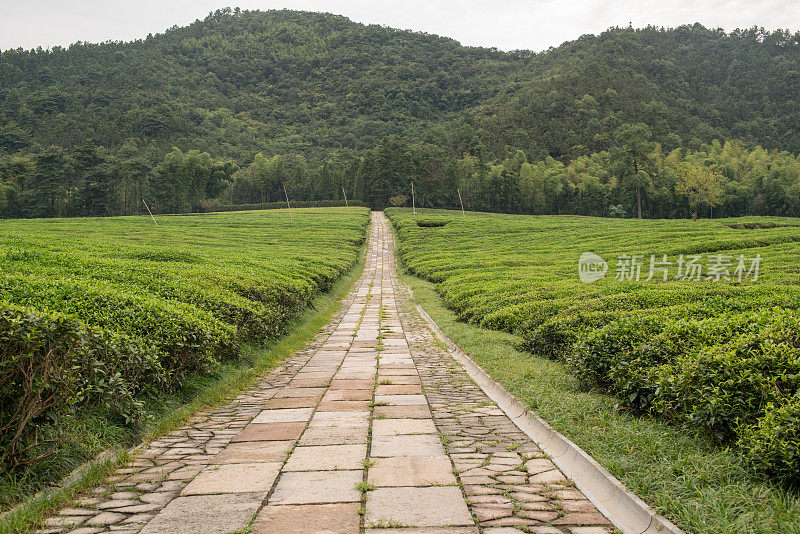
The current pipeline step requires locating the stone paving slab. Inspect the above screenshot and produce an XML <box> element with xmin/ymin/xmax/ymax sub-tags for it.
<box><xmin>212</xmin><ymin>440</ymin><xmax>293</xmax><ymax>464</ymax></box>
<box><xmin>370</xmin><ymin>434</ymin><xmax>447</xmax><ymax>458</ymax></box>
<box><xmin>374</xmin><ymin>394</ymin><xmax>428</xmax><ymax>405</ymax></box>
<box><xmin>367</xmin><ymin>529</ymin><xmax>479</xmax><ymax>534</ymax></box>
<box><xmin>368</xmin><ymin>456</ymin><xmax>457</xmax><ymax>487</ymax></box>
<box><xmin>373</xmin><ymin>405</ymin><xmax>432</xmax><ymax>418</ymax></box>
<box><xmin>251</xmin><ymin>503</ymin><xmax>361</xmax><ymax>533</ymax></box>
<box><xmin>138</xmin><ymin>493</ymin><xmax>263</xmax><ymax>534</ymax></box>
<box><xmin>269</xmin><ymin>470</ymin><xmax>363</xmax><ymax>504</ymax></box>
<box><xmin>250</xmin><ymin>407</ymin><xmax>314</xmax><ymax>423</ymax></box>
<box><xmin>230</xmin><ymin>422</ymin><xmax>307</xmax><ymax>442</ymax></box>
<box><xmin>364</xmin><ymin>487</ymin><xmax>474</xmax><ymax>527</ymax></box>
<box><xmin>38</xmin><ymin>212</ymin><xmax>614</xmax><ymax>534</ymax></box>
<box><xmin>283</xmin><ymin>444</ymin><xmax>367</xmax><ymax>471</ymax></box>
<box><xmin>180</xmin><ymin>462</ymin><xmax>281</xmax><ymax>495</ymax></box>
<box><xmin>372</xmin><ymin>418</ymin><xmax>437</xmax><ymax>435</ymax></box>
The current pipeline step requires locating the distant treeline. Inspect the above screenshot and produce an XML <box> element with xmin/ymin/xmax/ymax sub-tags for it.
<box><xmin>2</xmin><ymin>10</ymin><xmax>800</xmax><ymax>219</ymax></box>
<box><xmin>2</xmin><ymin>125</ymin><xmax>799</xmax><ymax>219</ymax></box>
<box><xmin>213</xmin><ymin>200</ymin><xmax>367</xmax><ymax>212</ymax></box>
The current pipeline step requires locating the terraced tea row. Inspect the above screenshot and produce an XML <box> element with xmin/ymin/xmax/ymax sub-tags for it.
<box><xmin>0</xmin><ymin>207</ymin><xmax>369</xmax><ymax>492</ymax></box>
<box><xmin>387</xmin><ymin>208</ymin><xmax>800</xmax><ymax>484</ymax></box>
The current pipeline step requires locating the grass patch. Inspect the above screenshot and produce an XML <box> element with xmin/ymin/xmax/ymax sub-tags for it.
<box><xmin>355</xmin><ymin>481</ymin><xmax>375</xmax><ymax>492</ymax></box>
<box><xmin>400</xmin><ymin>271</ymin><xmax>800</xmax><ymax>534</ymax></box>
<box><xmin>0</xmin><ymin>252</ymin><xmax>365</xmax><ymax>534</ymax></box>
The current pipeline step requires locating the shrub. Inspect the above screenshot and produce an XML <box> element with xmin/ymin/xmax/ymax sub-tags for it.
<box><xmin>610</xmin><ymin>311</ymin><xmax>758</xmax><ymax>412</ymax></box>
<box><xmin>214</xmin><ymin>200</ymin><xmax>366</xmax><ymax>212</ymax></box>
<box><xmin>0</xmin><ymin>274</ymin><xmax>234</xmax><ymax>384</ymax></box>
<box><xmin>653</xmin><ymin>312</ymin><xmax>800</xmax><ymax>441</ymax></box>
<box><xmin>0</xmin><ymin>302</ymin><xmax>156</xmax><ymax>470</ymax></box>
<box><xmin>568</xmin><ymin>313</ymin><xmax>665</xmax><ymax>389</ymax></box>
<box><xmin>416</xmin><ymin>218</ymin><xmax>450</xmax><ymax>228</ymax></box>
<box><xmin>738</xmin><ymin>396</ymin><xmax>800</xmax><ymax>486</ymax></box>
<box><xmin>0</xmin><ymin>208</ymin><xmax>370</xmax><ymax>485</ymax></box>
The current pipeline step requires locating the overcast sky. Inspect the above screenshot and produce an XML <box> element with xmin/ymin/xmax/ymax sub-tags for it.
<box><xmin>1</xmin><ymin>0</ymin><xmax>799</xmax><ymax>52</ymax></box>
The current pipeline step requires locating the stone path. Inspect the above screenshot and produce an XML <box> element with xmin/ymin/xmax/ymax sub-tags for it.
<box><xmin>39</xmin><ymin>212</ymin><xmax>613</xmax><ymax>534</ymax></box>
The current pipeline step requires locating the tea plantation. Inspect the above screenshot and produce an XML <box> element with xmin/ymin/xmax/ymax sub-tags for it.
<box><xmin>0</xmin><ymin>208</ymin><xmax>369</xmax><ymax>484</ymax></box>
<box><xmin>387</xmin><ymin>208</ymin><xmax>800</xmax><ymax>485</ymax></box>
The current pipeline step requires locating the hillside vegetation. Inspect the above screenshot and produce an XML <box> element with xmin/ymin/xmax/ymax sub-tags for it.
<box><xmin>1</xmin><ymin>9</ymin><xmax>799</xmax><ymax>217</ymax></box>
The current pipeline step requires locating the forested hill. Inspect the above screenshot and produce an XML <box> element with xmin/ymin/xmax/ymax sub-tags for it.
<box><xmin>475</xmin><ymin>25</ymin><xmax>800</xmax><ymax>159</ymax></box>
<box><xmin>1</xmin><ymin>8</ymin><xmax>799</xmax><ymax>164</ymax></box>
<box><xmin>0</xmin><ymin>9</ymin><xmax>520</xmax><ymax>160</ymax></box>
<box><xmin>1</xmin><ymin>9</ymin><xmax>800</xmax><ymax>219</ymax></box>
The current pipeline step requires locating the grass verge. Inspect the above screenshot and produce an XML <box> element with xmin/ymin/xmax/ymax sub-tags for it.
<box><xmin>399</xmin><ymin>271</ymin><xmax>800</xmax><ymax>534</ymax></box>
<box><xmin>0</xmin><ymin>254</ymin><xmax>365</xmax><ymax>534</ymax></box>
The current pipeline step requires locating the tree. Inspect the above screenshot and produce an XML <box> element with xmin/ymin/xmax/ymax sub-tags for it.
<box><xmin>389</xmin><ymin>194</ymin><xmax>408</xmax><ymax>207</ymax></box>
<box><xmin>23</xmin><ymin>147</ymin><xmax>71</xmax><ymax>218</ymax></box>
<box><xmin>73</xmin><ymin>144</ymin><xmax>120</xmax><ymax>216</ymax></box>
<box><xmin>610</xmin><ymin>123</ymin><xmax>656</xmax><ymax>219</ymax></box>
<box><xmin>675</xmin><ymin>162</ymin><xmax>723</xmax><ymax>220</ymax></box>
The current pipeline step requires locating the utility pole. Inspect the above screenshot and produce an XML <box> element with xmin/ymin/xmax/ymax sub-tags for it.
<box><xmin>411</xmin><ymin>182</ymin><xmax>416</xmax><ymax>215</ymax></box>
<box><xmin>283</xmin><ymin>183</ymin><xmax>292</xmax><ymax>222</ymax></box>
<box><xmin>458</xmin><ymin>189</ymin><xmax>465</xmax><ymax>218</ymax></box>
<box><xmin>342</xmin><ymin>186</ymin><xmax>350</xmax><ymax>215</ymax></box>
<box><xmin>142</xmin><ymin>199</ymin><xmax>158</xmax><ymax>226</ymax></box>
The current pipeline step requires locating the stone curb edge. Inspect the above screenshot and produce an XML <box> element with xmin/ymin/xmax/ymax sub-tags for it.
<box><xmin>406</xmin><ymin>295</ymin><xmax>684</xmax><ymax>534</ymax></box>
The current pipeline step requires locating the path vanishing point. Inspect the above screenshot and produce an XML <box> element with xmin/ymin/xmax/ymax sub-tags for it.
<box><xmin>39</xmin><ymin>212</ymin><xmax>616</xmax><ymax>534</ymax></box>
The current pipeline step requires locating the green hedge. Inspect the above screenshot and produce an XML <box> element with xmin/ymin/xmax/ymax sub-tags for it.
<box><xmin>569</xmin><ymin>309</ymin><xmax>800</xmax><ymax>483</ymax></box>
<box><xmin>386</xmin><ymin>208</ymin><xmax>800</xmax><ymax>485</ymax></box>
<box><xmin>0</xmin><ymin>301</ymin><xmax>157</xmax><ymax>469</ymax></box>
<box><xmin>213</xmin><ymin>200</ymin><xmax>367</xmax><ymax>212</ymax></box>
<box><xmin>0</xmin><ymin>208</ymin><xmax>370</xmax><ymax>473</ymax></box>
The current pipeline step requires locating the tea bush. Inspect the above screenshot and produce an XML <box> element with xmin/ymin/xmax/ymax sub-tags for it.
<box><xmin>387</xmin><ymin>208</ymin><xmax>800</xmax><ymax>484</ymax></box>
<box><xmin>0</xmin><ymin>208</ymin><xmax>369</xmax><ymax>472</ymax></box>
<box><xmin>738</xmin><ymin>396</ymin><xmax>800</xmax><ymax>485</ymax></box>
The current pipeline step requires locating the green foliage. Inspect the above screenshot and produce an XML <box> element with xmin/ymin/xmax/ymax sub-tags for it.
<box><xmin>738</xmin><ymin>396</ymin><xmax>800</xmax><ymax>485</ymax></box>
<box><xmin>675</xmin><ymin>162</ymin><xmax>723</xmax><ymax>219</ymax></box>
<box><xmin>0</xmin><ymin>207</ymin><xmax>369</xmax><ymax>476</ymax></box>
<box><xmin>3</xmin><ymin>13</ymin><xmax>800</xmax><ymax>162</ymax></box>
<box><xmin>387</xmin><ymin>208</ymin><xmax>800</xmax><ymax>484</ymax></box>
<box><xmin>2</xmin><ymin>12</ymin><xmax>800</xmax><ymax>218</ymax></box>
<box><xmin>214</xmin><ymin>200</ymin><xmax>367</xmax><ymax>212</ymax></box>
<box><xmin>0</xmin><ymin>301</ymin><xmax>152</xmax><ymax>470</ymax></box>
<box><xmin>0</xmin><ymin>9</ymin><xmax>515</xmax><ymax>160</ymax></box>
<box><xmin>415</xmin><ymin>218</ymin><xmax>450</xmax><ymax>227</ymax></box>
<box><xmin>404</xmin><ymin>270</ymin><xmax>800</xmax><ymax>531</ymax></box>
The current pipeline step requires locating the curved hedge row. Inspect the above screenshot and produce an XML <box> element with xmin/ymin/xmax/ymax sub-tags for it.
<box><xmin>387</xmin><ymin>208</ymin><xmax>800</xmax><ymax>485</ymax></box>
<box><xmin>0</xmin><ymin>208</ymin><xmax>369</xmax><ymax>473</ymax></box>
